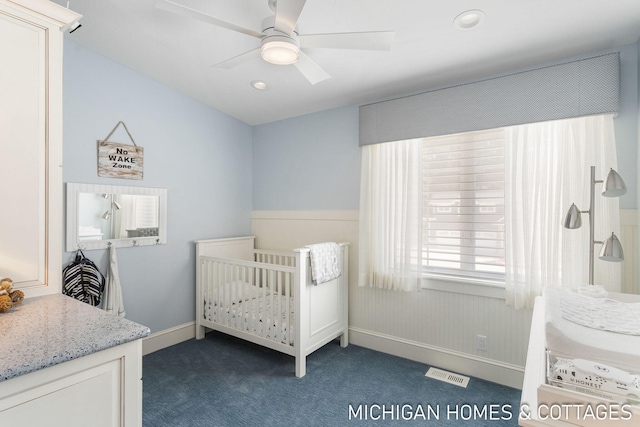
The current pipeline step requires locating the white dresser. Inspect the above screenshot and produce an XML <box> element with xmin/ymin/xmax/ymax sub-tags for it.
<box><xmin>0</xmin><ymin>295</ymin><xmax>150</xmax><ymax>426</ymax></box>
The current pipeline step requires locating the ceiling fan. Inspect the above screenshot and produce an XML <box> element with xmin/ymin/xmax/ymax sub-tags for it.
<box><xmin>156</xmin><ymin>0</ymin><xmax>394</xmax><ymax>84</ymax></box>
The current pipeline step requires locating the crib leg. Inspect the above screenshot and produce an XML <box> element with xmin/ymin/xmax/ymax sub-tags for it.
<box><xmin>340</xmin><ymin>330</ymin><xmax>348</xmax><ymax>348</ymax></box>
<box><xmin>196</xmin><ymin>324</ymin><xmax>206</xmax><ymax>340</ymax></box>
<box><xmin>295</xmin><ymin>356</ymin><xmax>306</xmax><ymax>378</ymax></box>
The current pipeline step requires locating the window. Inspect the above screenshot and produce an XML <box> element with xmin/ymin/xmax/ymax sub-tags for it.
<box><xmin>359</xmin><ymin>114</ymin><xmax>620</xmax><ymax>297</ymax></box>
<box><xmin>421</xmin><ymin>128</ymin><xmax>505</xmax><ymax>281</ymax></box>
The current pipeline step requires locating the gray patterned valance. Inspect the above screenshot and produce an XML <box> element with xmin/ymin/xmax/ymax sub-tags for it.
<box><xmin>359</xmin><ymin>53</ymin><xmax>620</xmax><ymax>146</ymax></box>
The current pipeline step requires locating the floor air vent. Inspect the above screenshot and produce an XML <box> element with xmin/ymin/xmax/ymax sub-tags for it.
<box><xmin>425</xmin><ymin>367</ymin><xmax>470</xmax><ymax>388</ymax></box>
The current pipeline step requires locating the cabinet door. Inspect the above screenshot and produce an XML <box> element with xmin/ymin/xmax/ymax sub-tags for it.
<box><xmin>0</xmin><ymin>339</ymin><xmax>143</xmax><ymax>427</ymax></box>
<box><xmin>0</xmin><ymin>0</ymin><xmax>78</xmax><ymax>296</ymax></box>
<box><xmin>0</xmin><ymin>8</ymin><xmax>48</xmax><ymax>290</ymax></box>
<box><xmin>0</xmin><ymin>359</ymin><xmax>123</xmax><ymax>427</ymax></box>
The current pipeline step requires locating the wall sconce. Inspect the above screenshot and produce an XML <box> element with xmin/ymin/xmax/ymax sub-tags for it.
<box><xmin>101</xmin><ymin>195</ymin><xmax>121</xmax><ymax>221</ymax></box>
<box><xmin>563</xmin><ymin>166</ymin><xmax>626</xmax><ymax>285</ymax></box>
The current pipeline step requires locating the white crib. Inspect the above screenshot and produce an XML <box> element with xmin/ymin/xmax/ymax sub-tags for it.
<box><xmin>195</xmin><ymin>236</ymin><xmax>349</xmax><ymax>378</ymax></box>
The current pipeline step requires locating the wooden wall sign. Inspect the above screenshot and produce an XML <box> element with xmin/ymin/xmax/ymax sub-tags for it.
<box><xmin>98</xmin><ymin>141</ymin><xmax>144</xmax><ymax>180</ymax></box>
<box><xmin>97</xmin><ymin>121</ymin><xmax>144</xmax><ymax>180</ymax></box>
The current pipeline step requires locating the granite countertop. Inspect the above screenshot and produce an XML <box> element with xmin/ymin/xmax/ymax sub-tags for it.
<box><xmin>0</xmin><ymin>294</ymin><xmax>150</xmax><ymax>382</ymax></box>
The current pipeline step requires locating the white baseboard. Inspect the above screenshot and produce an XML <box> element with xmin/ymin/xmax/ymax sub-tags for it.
<box><xmin>349</xmin><ymin>327</ymin><xmax>525</xmax><ymax>390</ymax></box>
<box><xmin>142</xmin><ymin>322</ymin><xmax>196</xmax><ymax>356</ymax></box>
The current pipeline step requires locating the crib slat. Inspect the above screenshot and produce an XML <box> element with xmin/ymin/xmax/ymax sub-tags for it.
<box><xmin>249</xmin><ymin>265</ymin><xmax>256</xmax><ymax>335</ymax></box>
<box><xmin>232</xmin><ymin>264</ymin><xmax>238</xmax><ymax>330</ymax></box>
<box><xmin>261</xmin><ymin>266</ymin><xmax>267</xmax><ymax>336</ymax></box>
<box><xmin>227</xmin><ymin>263</ymin><xmax>231</xmax><ymax>327</ymax></box>
<box><xmin>202</xmin><ymin>259</ymin><xmax>209</xmax><ymax>322</ymax></box>
<box><xmin>210</xmin><ymin>260</ymin><xmax>215</xmax><ymax>322</ymax></box>
<box><xmin>268</xmin><ymin>269</ymin><xmax>274</xmax><ymax>342</ymax></box>
<box><xmin>213</xmin><ymin>261</ymin><xmax>218</xmax><ymax>324</ymax></box>
<box><xmin>214</xmin><ymin>261</ymin><xmax>220</xmax><ymax>324</ymax></box>
<box><xmin>221</xmin><ymin>262</ymin><xmax>225</xmax><ymax>326</ymax></box>
<box><xmin>219</xmin><ymin>261</ymin><xmax>224</xmax><ymax>325</ymax></box>
<box><xmin>243</xmin><ymin>265</ymin><xmax>248</xmax><ymax>332</ymax></box>
<box><xmin>277</xmin><ymin>271</ymin><xmax>282</xmax><ymax>344</ymax></box>
<box><xmin>240</xmin><ymin>264</ymin><xmax>246</xmax><ymax>332</ymax></box>
<box><xmin>223</xmin><ymin>262</ymin><xmax>230</xmax><ymax>327</ymax></box>
<box><xmin>219</xmin><ymin>262</ymin><xmax>224</xmax><ymax>326</ymax></box>
<box><xmin>285</xmin><ymin>271</ymin><xmax>290</xmax><ymax>346</ymax></box>
<box><xmin>237</xmin><ymin>264</ymin><xmax>241</xmax><ymax>331</ymax></box>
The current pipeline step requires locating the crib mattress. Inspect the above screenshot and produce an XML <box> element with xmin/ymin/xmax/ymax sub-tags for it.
<box><xmin>204</xmin><ymin>291</ymin><xmax>294</xmax><ymax>346</ymax></box>
<box><xmin>544</xmin><ymin>285</ymin><xmax>640</xmax><ymax>369</ymax></box>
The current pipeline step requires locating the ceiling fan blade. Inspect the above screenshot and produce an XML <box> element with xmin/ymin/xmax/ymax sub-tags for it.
<box><xmin>298</xmin><ymin>31</ymin><xmax>394</xmax><ymax>51</ymax></box>
<box><xmin>156</xmin><ymin>0</ymin><xmax>263</xmax><ymax>39</ymax></box>
<box><xmin>274</xmin><ymin>0</ymin><xmax>306</xmax><ymax>35</ymax></box>
<box><xmin>211</xmin><ymin>48</ymin><xmax>261</xmax><ymax>69</ymax></box>
<box><xmin>294</xmin><ymin>51</ymin><xmax>330</xmax><ymax>85</ymax></box>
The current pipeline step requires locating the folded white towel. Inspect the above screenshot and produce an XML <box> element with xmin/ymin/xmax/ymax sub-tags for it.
<box><xmin>305</xmin><ymin>242</ymin><xmax>341</xmax><ymax>285</ymax></box>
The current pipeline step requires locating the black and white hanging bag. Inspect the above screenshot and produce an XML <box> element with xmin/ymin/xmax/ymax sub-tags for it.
<box><xmin>62</xmin><ymin>250</ymin><xmax>105</xmax><ymax>306</ymax></box>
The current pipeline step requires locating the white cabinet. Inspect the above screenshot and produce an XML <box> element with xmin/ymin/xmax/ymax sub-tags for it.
<box><xmin>0</xmin><ymin>340</ymin><xmax>143</xmax><ymax>427</ymax></box>
<box><xmin>0</xmin><ymin>295</ymin><xmax>149</xmax><ymax>427</ymax></box>
<box><xmin>0</xmin><ymin>0</ymin><xmax>80</xmax><ymax>297</ymax></box>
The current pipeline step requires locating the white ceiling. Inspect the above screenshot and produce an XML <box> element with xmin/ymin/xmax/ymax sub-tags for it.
<box><xmin>55</xmin><ymin>0</ymin><xmax>640</xmax><ymax>126</ymax></box>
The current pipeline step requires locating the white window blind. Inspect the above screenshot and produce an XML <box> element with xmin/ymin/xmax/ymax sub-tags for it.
<box><xmin>421</xmin><ymin>128</ymin><xmax>505</xmax><ymax>281</ymax></box>
<box><xmin>135</xmin><ymin>195</ymin><xmax>159</xmax><ymax>228</ymax></box>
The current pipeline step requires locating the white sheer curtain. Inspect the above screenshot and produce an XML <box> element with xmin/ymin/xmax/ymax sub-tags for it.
<box><xmin>115</xmin><ymin>195</ymin><xmax>137</xmax><ymax>239</ymax></box>
<box><xmin>504</xmin><ymin>114</ymin><xmax>621</xmax><ymax>309</ymax></box>
<box><xmin>358</xmin><ymin>139</ymin><xmax>423</xmax><ymax>292</ymax></box>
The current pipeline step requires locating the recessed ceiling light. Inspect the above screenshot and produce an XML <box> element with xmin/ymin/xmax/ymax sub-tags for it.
<box><xmin>250</xmin><ymin>80</ymin><xmax>268</xmax><ymax>90</ymax></box>
<box><xmin>454</xmin><ymin>9</ymin><xmax>485</xmax><ymax>29</ymax></box>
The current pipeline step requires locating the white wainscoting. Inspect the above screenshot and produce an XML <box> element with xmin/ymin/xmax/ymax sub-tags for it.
<box><xmin>251</xmin><ymin>210</ymin><xmax>531</xmax><ymax>388</ymax></box>
<box><xmin>621</xmin><ymin>210</ymin><xmax>638</xmax><ymax>294</ymax></box>
<box><xmin>143</xmin><ymin>210</ymin><xmax>637</xmax><ymax>383</ymax></box>
<box><xmin>251</xmin><ymin>209</ymin><xmax>640</xmax><ymax>388</ymax></box>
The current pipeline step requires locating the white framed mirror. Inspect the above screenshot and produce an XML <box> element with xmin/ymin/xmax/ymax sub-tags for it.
<box><xmin>66</xmin><ymin>182</ymin><xmax>167</xmax><ymax>251</ymax></box>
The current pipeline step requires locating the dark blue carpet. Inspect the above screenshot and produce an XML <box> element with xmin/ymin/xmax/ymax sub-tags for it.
<box><xmin>143</xmin><ymin>332</ymin><xmax>521</xmax><ymax>426</ymax></box>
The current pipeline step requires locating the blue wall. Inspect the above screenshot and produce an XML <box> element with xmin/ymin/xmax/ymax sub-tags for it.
<box><xmin>253</xmin><ymin>43</ymin><xmax>640</xmax><ymax>211</ymax></box>
<box><xmin>63</xmin><ymin>41</ymin><xmax>253</xmax><ymax>333</ymax></box>
<box><xmin>62</xmin><ymin>40</ymin><xmax>638</xmax><ymax>334</ymax></box>
<box><xmin>252</xmin><ymin>106</ymin><xmax>361</xmax><ymax>210</ymax></box>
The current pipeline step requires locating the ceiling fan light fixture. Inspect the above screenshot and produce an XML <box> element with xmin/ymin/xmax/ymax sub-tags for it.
<box><xmin>261</xmin><ymin>40</ymin><xmax>299</xmax><ymax>65</ymax></box>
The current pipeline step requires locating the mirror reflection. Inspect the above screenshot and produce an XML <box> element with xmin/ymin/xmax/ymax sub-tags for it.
<box><xmin>77</xmin><ymin>193</ymin><xmax>160</xmax><ymax>241</ymax></box>
<box><xmin>66</xmin><ymin>183</ymin><xmax>167</xmax><ymax>250</ymax></box>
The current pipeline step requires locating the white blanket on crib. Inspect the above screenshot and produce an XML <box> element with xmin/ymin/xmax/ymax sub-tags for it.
<box><xmin>204</xmin><ymin>281</ymin><xmax>269</xmax><ymax>307</ymax></box>
<box><xmin>204</xmin><ymin>287</ymin><xmax>294</xmax><ymax>346</ymax></box>
<box><xmin>306</xmin><ymin>242</ymin><xmax>341</xmax><ymax>285</ymax></box>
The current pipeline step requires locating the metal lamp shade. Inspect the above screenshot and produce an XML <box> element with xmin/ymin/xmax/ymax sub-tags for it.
<box><xmin>599</xmin><ymin>232</ymin><xmax>624</xmax><ymax>262</ymax></box>
<box><xmin>102</xmin><ymin>210</ymin><xmax>111</xmax><ymax>220</ymax></box>
<box><xmin>602</xmin><ymin>168</ymin><xmax>627</xmax><ymax>197</ymax></box>
<box><xmin>563</xmin><ymin>203</ymin><xmax>582</xmax><ymax>229</ymax></box>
